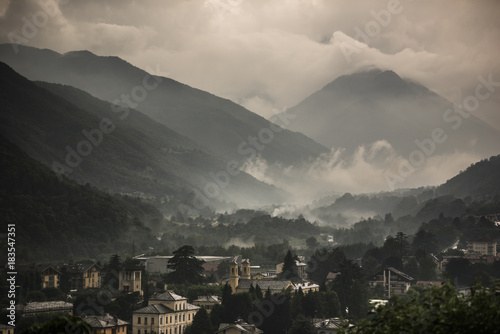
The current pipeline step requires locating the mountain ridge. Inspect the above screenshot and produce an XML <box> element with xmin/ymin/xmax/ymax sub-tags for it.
<box><xmin>0</xmin><ymin>43</ymin><xmax>328</xmax><ymax>167</ymax></box>
<box><xmin>0</xmin><ymin>61</ymin><xmax>286</xmax><ymax>213</ymax></box>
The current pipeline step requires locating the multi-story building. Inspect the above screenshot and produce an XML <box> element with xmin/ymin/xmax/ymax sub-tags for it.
<box><xmin>132</xmin><ymin>291</ymin><xmax>199</xmax><ymax>334</ymax></box>
<box><xmin>83</xmin><ymin>264</ymin><xmax>102</xmax><ymax>289</ymax></box>
<box><xmin>368</xmin><ymin>267</ymin><xmax>414</xmax><ymax>298</ymax></box>
<box><xmin>41</xmin><ymin>266</ymin><xmax>61</xmax><ymax>289</ymax></box>
<box><xmin>193</xmin><ymin>295</ymin><xmax>221</xmax><ymax>314</ymax></box>
<box><xmin>467</xmin><ymin>237</ymin><xmax>498</xmax><ymax>256</ymax></box>
<box><xmin>119</xmin><ymin>265</ymin><xmax>143</xmax><ymax>295</ymax></box>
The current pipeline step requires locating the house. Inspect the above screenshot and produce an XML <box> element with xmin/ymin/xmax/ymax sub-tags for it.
<box><xmin>229</xmin><ymin>258</ymin><xmax>294</xmax><ymax>294</ymax></box>
<box><xmin>81</xmin><ymin>313</ymin><xmax>129</xmax><ymax>334</ymax></box>
<box><xmin>83</xmin><ymin>264</ymin><xmax>102</xmax><ymax>289</ymax></box>
<box><xmin>41</xmin><ymin>266</ymin><xmax>61</xmax><ymax>289</ymax></box>
<box><xmin>215</xmin><ymin>318</ymin><xmax>263</xmax><ymax>334</ymax></box>
<box><xmin>467</xmin><ymin>237</ymin><xmax>498</xmax><ymax>256</ymax></box>
<box><xmin>193</xmin><ymin>296</ymin><xmax>221</xmax><ymax>313</ymax></box>
<box><xmin>119</xmin><ymin>265</ymin><xmax>143</xmax><ymax>295</ymax></box>
<box><xmin>294</xmin><ymin>281</ymin><xmax>320</xmax><ymax>293</ymax></box>
<box><xmin>17</xmin><ymin>301</ymin><xmax>73</xmax><ymax>317</ymax></box>
<box><xmin>132</xmin><ymin>291</ymin><xmax>199</xmax><ymax>334</ymax></box>
<box><xmin>0</xmin><ymin>324</ymin><xmax>15</xmax><ymax>334</ymax></box>
<box><xmin>313</xmin><ymin>318</ymin><xmax>351</xmax><ymax>334</ymax></box>
<box><xmin>367</xmin><ymin>267</ymin><xmax>414</xmax><ymax>298</ymax></box>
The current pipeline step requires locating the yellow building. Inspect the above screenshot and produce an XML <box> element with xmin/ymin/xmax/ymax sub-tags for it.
<box><xmin>0</xmin><ymin>323</ymin><xmax>15</xmax><ymax>334</ymax></box>
<box><xmin>132</xmin><ymin>291</ymin><xmax>200</xmax><ymax>334</ymax></box>
<box><xmin>119</xmin><ymin>266</ymin><xmax>143</xmax><ymax>295</ymax></box>
<box><xmin>193</xmin><ymin>295</ymin><xmax>221</xmax><ymax>313</ymax></box>
<box><xmin>83</xmin><ymin>264</ymin><xmax>102</xmax><ymax>289</ymax></box>
<box><xmin>81</xmin><ymin>314</ymin><xmax>129</xmax><ymax>334</ymax></box>
<box><xmin>41</xmin><ymin>266</ymin><xmax>61</xmax><ymax>289</ymax></box>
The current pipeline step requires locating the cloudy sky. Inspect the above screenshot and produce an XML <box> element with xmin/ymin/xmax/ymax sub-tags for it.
<box><xmin>1</xmin><ymin>0</ymin><xmax>499</xmax><ymax>127</ymax></box>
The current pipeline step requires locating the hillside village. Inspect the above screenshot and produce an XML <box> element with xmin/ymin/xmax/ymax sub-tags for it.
<box><xmin>4</xmin><ymin>225</ymin><xmax>500</xmax><ymax>334</ymax></box>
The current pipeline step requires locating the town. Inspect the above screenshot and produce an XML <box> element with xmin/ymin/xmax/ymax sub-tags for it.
<box><xmin>3</xmin><ymin>223</ymin><xmax>500</xmax><ymax>334</ymax></box>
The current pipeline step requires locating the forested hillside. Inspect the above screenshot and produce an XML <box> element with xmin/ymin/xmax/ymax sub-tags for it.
<box><xmin>0</xmin><ymin>135</ymin><xmax>161</xmax><ymax>263</ymax></box>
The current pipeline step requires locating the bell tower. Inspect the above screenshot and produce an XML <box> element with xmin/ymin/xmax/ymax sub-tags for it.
<box><xmin>229</xmin><ymin>259</ymin><xmax>239</xmax><ymax>293</ymax></box>
<box><xmin>241</xmin><ymin>259</ymin><xmax>251</xmax><ymax>280</ymax></box>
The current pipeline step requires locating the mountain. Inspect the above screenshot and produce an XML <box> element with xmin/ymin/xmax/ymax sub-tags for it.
<box><xmin>0</xmin><ymin>44</ymin><xmax>328</xmax><ymax>167</ymax></box>
<box><xmin>0</xmin><ymin>134</ymin><xmax>161</xmax><ymax>262</ymax></box>
<box><xmin>282</xmin><ymin>69</ymin><xmax>500</xmax><ymax>157</ymax></box>
<box><xmin>437</xmin><ymin>155</ymin><xmax>500</xmax><ymax>198</ymax></box>
<box><xmin>0</xmin><ymin>61</ymin><xmax>285</xmax><ymax>212</ymax></box>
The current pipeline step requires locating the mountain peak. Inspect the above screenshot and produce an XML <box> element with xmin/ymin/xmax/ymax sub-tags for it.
<box><xmin>323</xmin><ymin>68</ymin><xmax>412</xmax><ymax>96</ymax></box>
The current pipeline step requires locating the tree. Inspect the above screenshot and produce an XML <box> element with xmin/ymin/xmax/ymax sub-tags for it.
<box><xmin>349</xmin><ymin>281</ymin><xmax>500</xmax><ymax>334</ymax></box>
<box><xmin>217</xmin><ymin>259</ymin><xmax>230</xmax><ymax>280</ymax></box>
<box><xmin>306</xmin><ymin>236</ymin><xmax>319</xmax><ymax>250</ymax></box>
<box><xmin>167</xmin><ymin>245</ymin><xmax>205</xmax><ymax>284</ymax></box>
<box><xmin>289</xmin><ymin>315</ymin><xmax>316</xmax><ymax>334</ymax></box>
<box><xmin>307</xmin><ymin>248</ymin><xmax>346</xmax><ymax>284</ymax></box>
<box><xmin>331</xmin><ymin>260</ymin><xmax>369</xmax><ymax>320</ymax></box>
<box><xmin>103</xmin><ymin>254</ymin><xmax>122</xmax><ymax>290</ymax></box>
<box><xmin>412</xmin><ymin>229</ymin><xmax>439</xmax><ymax>254</ymax></box>
<box><xmin>185</xmin><ymin>307</ymin><xmax>213</xmax><ymax>334</ymax></box>
<box><xmin>281</xmin><ymin>250</ymin><xmax>298</xmax><ymax>281</ymax></box>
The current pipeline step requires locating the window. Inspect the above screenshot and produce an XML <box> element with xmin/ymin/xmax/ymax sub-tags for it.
<box><xmin>145</xmin><ymin>318</ymin><xmax>148</xmax><ymax>325</ymax></box>
<box><xmin>137</xmin><ymin>330</ymin><xmax>141</xmax><ymax>334</ymax></box>
<box><xmin>151</xmin><ymin>318</ymin><xmax>155</xmax><ymax>325</ymax></box>
<box><xmin>138</xmin><ymin>317</ymin><xmax>141</xmax><ymax>324</ymax></box>
<box><xmin>183</xmin><ymin>314</ymin><xmax>185</xmax><ymax>322</ymax></box>
<box><xmin>160</xmin><ymin>317</ymin><xmax>163</xmax><ymax>325</ymax></box>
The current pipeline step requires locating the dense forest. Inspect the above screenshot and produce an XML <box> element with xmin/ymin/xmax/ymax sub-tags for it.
<box><xmin>0</xmin><ymin>135</ymin><xmax>161</xmax><ymax>262</ymax></box>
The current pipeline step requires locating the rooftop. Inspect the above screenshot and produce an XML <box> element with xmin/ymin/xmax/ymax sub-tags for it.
<box><xmin>150</xmin><ymin>290</ymin><xmax>186</xmax><ymax>301</ymax></box>
<box><xmin>82</xmin><ymin>314</ymin><xmax>128</xmax><ymax>328</ymax></box>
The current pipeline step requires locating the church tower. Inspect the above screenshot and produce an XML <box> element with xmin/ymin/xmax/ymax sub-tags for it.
<box><xmin>241</xmin><ymin>259</ymin><xmax>251</xmax><ymax>280</ymax></box>
<box><xmin>228</xmin><ymin>259</ymin><xmax>239</xmax><ymax>293</ymax></box>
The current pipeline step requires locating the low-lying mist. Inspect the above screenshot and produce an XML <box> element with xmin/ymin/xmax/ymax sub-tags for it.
<box><xmin>242</xmin><ymin>140</ymin><xmax>483</xmax><ymax>224</ymax></box>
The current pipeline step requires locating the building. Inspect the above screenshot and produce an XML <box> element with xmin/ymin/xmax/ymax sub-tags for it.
<box><xmin>215</xmin><ymin>318</ymin><xmax>263</xmax><ymax>334</ymax></box>
<box><xmin>41</xmin><ymin>266</ymin><xmax>61</xmax><ymax>289</ymax></box>
<box><xmin>276</xmin><ymin>260</ymin><xmax>308</xmax><ymax>280</ymax></box>
<box><xmin>313</xmin><ymin>318</ymin><xmax>351</xmax><ymax>334</ymax></box>
<box><xmin>367</xmin><ymin>267</ymin><xmax>414</xmax><ymax>298</ymax></box>
<box><xmin>193</xmin><ymin>296</ymin><xmax>221</xmax><ymax>313</ymax></box>
<box><xmin>229</xmin><ymin>259</ymin><xmax>294</xmax><ymax>294</ymax></box>
<box><xmin>467</xmin><ymin>237</ymin><xmax>498</xmax><ymax>256</ymax></box>
<box><xmin>294</xmin><ymin>281</ymin><xmax>320</xmax><ymax>293</ymax></box>
<box><xmin>17</xmin><ymin>301</ymin><xmax>73</xmax><ymax>317</ymax></box>
<box><xmin>83</xmin><ymin>264</ymin><xmax>102</xmax><ymax>289</ymax></box>
<box><xmin>119</xmin><ymin>265</ymin><xmax>143</xmax><ymax>295</ymax></box>
<box><xmin>81</xmin><ymin>314</ymin><xmax>129</xmax><ymax>334</ymax></box>
<box><xmin>0</xmin><ymin>324</ymin><xmax>15</xmax><ymax>334</ymax></box>
<box><xmin>132</xmin><ymin>291</ymin><xmax>199</xmax><ymax>334</ymax></box>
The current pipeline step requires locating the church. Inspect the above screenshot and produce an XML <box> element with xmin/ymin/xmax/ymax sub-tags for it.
<box><xmin>228</xmin><ymin>259</ymin><xmax>295</xmax><ymax>294</ymax></box>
